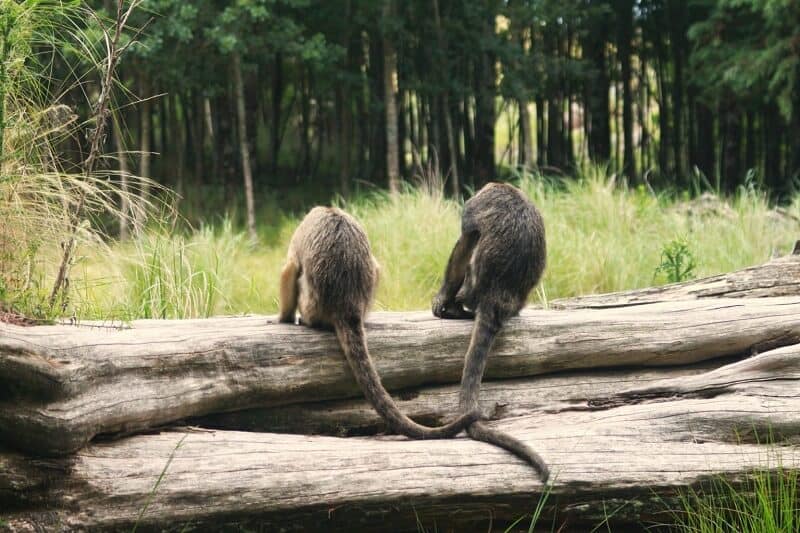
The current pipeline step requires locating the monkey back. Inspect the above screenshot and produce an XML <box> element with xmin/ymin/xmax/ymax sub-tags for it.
<box><xmin>462</xmin><ymin>183</ymin><xmax>546</xmax><ymax>314</ymax></box>
<box><xmin>289</xmin><ymin>207</ymin><xmax>377</xmax><ymax>319</ymax></box>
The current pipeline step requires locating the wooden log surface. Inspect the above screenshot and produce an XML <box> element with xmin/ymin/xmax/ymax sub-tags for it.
<box><xmin>2</xmin><ymin>344</ymin><xmax>800</xmax><ymax>531</ymax></box>
<box><xmin>3</xmin><ymin>297</ymin><xmax>800</xmax><ymax>456</ymax></box>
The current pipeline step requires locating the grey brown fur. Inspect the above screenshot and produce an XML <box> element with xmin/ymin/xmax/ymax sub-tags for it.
<box><xmin>432</xmin><ymin>182</ymin><xmax>550</xmax><ymax>480</ymax></box>
<box><xmin>279</xmin><ymin>206</ymin><xmax>479</xmax><ymax>438</ymax></box>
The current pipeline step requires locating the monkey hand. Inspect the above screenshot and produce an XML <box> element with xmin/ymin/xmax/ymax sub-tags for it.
<box><xmin>278</xmin><ymin>313</ymin><xmax>295</xmax><ymax>324</ymax></box>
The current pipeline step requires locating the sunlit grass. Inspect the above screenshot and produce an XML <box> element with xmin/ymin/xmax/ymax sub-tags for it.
<box><xmin>70</xmin><ymin>167</ymin><xmax>800</xmax><ymax>320</ymax></box>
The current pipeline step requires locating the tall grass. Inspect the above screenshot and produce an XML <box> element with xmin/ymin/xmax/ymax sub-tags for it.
<box><xmin>72</xmin><ymin>167</ymin><xmax>800</xmax><ymax>319</ymax></box>
<box><xmin>0</xmin><ymin>1</ymin><xmax>156</xmax><ymax>318</ymax></box>
<box><xmin>670</xmin><ymin>467</ymin><xmax>799</xmax><ymax>532</ymax></box>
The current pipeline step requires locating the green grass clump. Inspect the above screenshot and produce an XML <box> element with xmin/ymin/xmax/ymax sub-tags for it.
<box><xmin>671</xmin><ymin>468</ymin><xmax>799</xmax><ymax>532</ymax></box>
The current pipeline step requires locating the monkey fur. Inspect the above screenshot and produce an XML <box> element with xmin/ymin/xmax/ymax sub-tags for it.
<box><xmin>279</xmin><ymin>206</ymin><xmax>479</xmax><ymax>439</ymax></box>
<box><xmin>432</xmin><ymin>182</ymin><xmax>549</xmax><ymax>481</ymax></box>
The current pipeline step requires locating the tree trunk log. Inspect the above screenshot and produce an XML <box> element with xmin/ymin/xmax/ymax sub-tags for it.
<box><xmin>2</xmin><ymin>343</ymin><xmax>799</xmax><ymax>531</ymax></box>
<box><xmin>2</xmin><ymin>294</ymin><xmax>800</xmax><ymax>456</ymax></box>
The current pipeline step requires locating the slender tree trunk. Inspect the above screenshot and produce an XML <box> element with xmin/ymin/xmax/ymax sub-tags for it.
<box><xmin>586</xmin><ymin>21</ymin><xmax>611</xmax><ymax>162</ymax></box>
<box><xmin>764</xmin><ymin>102</ymin><xmax>783</xmax><ymax>195</ymax></box>
<box><xmin>639</xmin><ymin>54</ymin><xmax>650</xmax><ymax>172</ymax></box>
<box><xmin>170</xmin><ymin>93</ymin><xmax>185</xmax><ymax>198</ymax></box>
<box><xmin>654</xmin><ymin>14</ymin><xmax>671</xmax><ymax>178</ymax></box>
<box><xmin>189</xmin><ymin>92</ymin><xmax>204</xmax><ymax>184</ymax></box>
<box><xmin>565</xmin><ymin>24</ymin><xmax>575</xmax><ymax>166</ymax></box>
<box><xmin>721</xmin><ymin>99</ymin><xmax>742</xmax><ymax>192</ymax></box>
<box><xmin>271</xmin><ymin>52</ymin><xmax>284</xmax><ymax>176</ymax></box>
<box><xmin>383</xmin><ymin>0</ymin><xmax>400</xmax><ymax>194</ymax></box>
<box><xmin>368</xmin><ymin>30</ymin><xmax>387</xmax><ymax>185</ymax></box>
<box><xmin>744</xmin><ymin>111</ymin><xmax>756</xmax><ymax>173</ymax></box>
<box><xmin>669</xmin><ymin>0</ymin><xmax>687</xmax><ymax>182</ymax></box>
<box><xmin>474</xmin><ymin>7</ymin><xmax>496</xmax><ymax>187</ymax></box>
<box><xmin>536</xmin><ymin>97</ymin><xmax>545</xmax><ymax>166</ymax></box>
<box><xmin>519</xmin><ymin>99</ymin><xmax>533</xmax><ymax>170</ymax></box>
<box><xmin>233</xmin><ymin>54</ymin><xmax>257</xmax><ymax>243</ymax></box>
<box><xmin>432</xmin><ymin>0</ymin><xmax>459</xmax><ymax>194</ymax></box>
<box><xmin>693</xmin><ymin>101</ymin><xmax>715</xmax><ymax>183</ymax></box>
<box><xmin>791</xmin><ymin>82</ymin><xmax>800</xmax><ymax>182</ymax></box>
<box><xmin>616</xmin><ymin>0</ymin><xmax>635</xmax><ymax>180</ymax></box>
<box><xmin>113</xmin><ymin>119</ymin><xmax>130</xmax><ymax>241</ymax></box>
<box><xmin>336</xmin><ymin>85</ymin><xmax>352</xmax><ymax>196</ymax></box>
<box><xmin>135</xmin><ymin>74</ymin><xmax>152</xmax><ymax>233</ymax></box>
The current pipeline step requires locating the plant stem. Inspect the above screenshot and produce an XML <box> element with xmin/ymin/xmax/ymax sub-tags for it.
<box><xmin>49</xmin><ymin>0</ymin><xmax>141</xmax><ymax>309</ymax></box>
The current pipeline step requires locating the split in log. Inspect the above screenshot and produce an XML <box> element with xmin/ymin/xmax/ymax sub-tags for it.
<box><xmin>2</xmin><ymin>343</ymin><xmax>799</xmax><ymax>531</ymax></box>
<box><xmin>193</xmin><ymin>361</ymin><xmax>724</xmax><ymax>436</ymax></box>
<box><xmin>3</xmin><ymin>297</ymin><xmax>800</xmax><ymax>456</ymax></box>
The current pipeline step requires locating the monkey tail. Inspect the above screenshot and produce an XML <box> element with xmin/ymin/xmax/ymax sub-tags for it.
<box><xmin>333</xmin><ymin>317</ymin><xmax>479</xmax><ymax>439</ymax></box>
<box><xmin>467</xmin><ymin>422</ymin><xmax>550</xmax><ymax>481</ymax></box>
<box><xmin>460</xmin><ymin>314</ymin><xmax>550</xmax><ymax>482</ymax></box>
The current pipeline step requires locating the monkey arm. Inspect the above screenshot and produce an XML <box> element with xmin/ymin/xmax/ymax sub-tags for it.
<box><xmin>278</xmin><ymin>261</ymin><xmax>300</xmax><ymax>323</ymax></box>
<box><xmin>432</xmin><ymin>231</ymin><xmax>478</xmax><ymax>319</ymax></box>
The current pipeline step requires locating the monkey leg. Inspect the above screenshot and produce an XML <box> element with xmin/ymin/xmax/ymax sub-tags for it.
<box><xmin>278</xmin><ymin>261</ymin><xmax>300</xmax><ymax>323</ymax></box>
<box><xmin>432</xmin><ymin>231</ymin><xmax>478</xmax><ymax>318</ymax></box>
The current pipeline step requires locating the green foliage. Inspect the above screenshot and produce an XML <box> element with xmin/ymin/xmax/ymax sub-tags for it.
<box><xmin>655</xmin><ymin>237</ymin><xmax>697</xmax><ymax>284</ymax></box>
<box><xmin>672</xmin><ymin>467</ymin><xmax>799</xmax><ymax>532</ymax></box>
<box><xmin>689</xmin><ymin>0</ymin><xmax>800</xmax><ymax>118</ymax></box>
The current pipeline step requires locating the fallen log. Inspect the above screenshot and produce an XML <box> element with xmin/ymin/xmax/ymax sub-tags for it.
<box><xmin>3</xmin><ymin>297</ymin><xmax>800</xmax><ymax>455</ymax></box>
<box><xmin>554</xmin><ymin>251</ymin><xmax>800</xmax><ymax>309</ymax></box>
<box><xmin>2</xmin><ymin>343</ymin><xmax>799</xmax><ymax>531</ymax></box>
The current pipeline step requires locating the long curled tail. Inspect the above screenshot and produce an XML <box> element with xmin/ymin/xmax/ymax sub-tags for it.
<box><xmin>468</xmin><ymin>422</ymin><xmax>550</xmax><ymax>481</ymax></box>
<box><xmin>460</xmin><ymin>313</ymin><xmax>550</xmax><ymax>481</ymax></box>
<box><xmin>334</xmin><ymin>317</ymin><xmax>479</xmax><ymax>439</ymax></box>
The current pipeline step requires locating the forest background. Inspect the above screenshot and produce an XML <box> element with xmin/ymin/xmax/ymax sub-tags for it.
<box><xmin>2</xmin><ymin>0</ymin><xmax>800</xmax><ymax>320</ymax></box>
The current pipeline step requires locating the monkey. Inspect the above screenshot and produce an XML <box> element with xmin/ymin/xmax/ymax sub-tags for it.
<box><xmin>279</xmin><ymin>206</ymin><xmax>480</xmax><ymax>439</ymax></box>
<box><xmin>432</xmin><ymin>182</ymin><xmax>550</xmax><ymax>481</ymax></box>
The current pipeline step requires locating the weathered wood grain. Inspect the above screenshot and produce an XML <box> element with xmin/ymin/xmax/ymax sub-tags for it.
<box><xmin>2</xmin><ymin>343</ymin><xmax>799</xmax><ymax>531</ymax></box>
<box><xmin>194</xmin><ymin>362</ymin><xmax>721</xmax><ymax>436</ymax></box>
<box><xmin>553</xmin><ymin>253</ymin><xmax>800</xmax><ymax>309</ymax></box>
<box><xmin>3</xmin><ymin>297</ymin><xmax>800</xmax><ymax>455</ymax></box>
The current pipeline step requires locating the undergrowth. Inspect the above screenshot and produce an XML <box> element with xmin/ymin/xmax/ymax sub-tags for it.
<box><xmin>69</xmin><ymin>168</ymin><xmax>800</xmax><ymax>319</ymax></box>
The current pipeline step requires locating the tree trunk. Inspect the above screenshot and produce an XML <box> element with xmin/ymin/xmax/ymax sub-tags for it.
<box><xmin>432</xmin><ymin>0</ymin><xmax>459</xmax><ymax>194</ymax></box>
<box><xmin>381</xmin><ymin>2</ymin><xmax>400</xmax><ymax>195</ymax></box>
<box><xmin>473</xmin><ymin>11</ymin><xmax>496</xmax><ymax>187</ymax></box>
<box><xmin>233</xmin><ymin>53</ymin><xmax>257</xmax><ymax>243</ymax></box>
<box><xmin>134</xmin><ymin>74</ymin><xmax>152</xmax><ymax>233</ymax></box>
<box><xmin>669</xmin><ymin>0</ymin><xmax>687</xmax><ymax>181</ymax></box>
<box><xmin>3</xmin><ymin>343</ymin><xmax>800</xmax><ymax>530</ymax></box>
<box><xmin>790</xmin><ymin>80</ymin><xmax>800</xmax><ymax>182</ymax></box>
<box><xmin>271</xmin><ymin>51</ymin><xmax>284</xmax><ymax>175</ymax></box>
<box><xmin>518</xmin><ymin>99</ymin><xmax>533</xmax><ymax>170</ymax></box>
<box><xmin>764</xmin><ymin>102</ymin><xmax>783</xmax><ymax>195</ymax></box>
<box><xmin>112</xmin><ymin>118</ymin><xmax>130</xmax><ymax>241</ymax></box>
<box><xmin>721</xmin><ymin>99</ymin><xmax>742</xmax><ymax>192</ymax></box>
<box><xmin>585</xmin><ymin>19</ymin><xmax>611</xmax><ymax>162</ymax></box>
<box><xmin>616</xmin><ymin>0</ymin><xmax>635</xmax><ymax>180</ymax></box>
<box><xmin>694</xmin><ymin>100</ymin><xmax>715</xmax><ymax>182</ymax></box>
